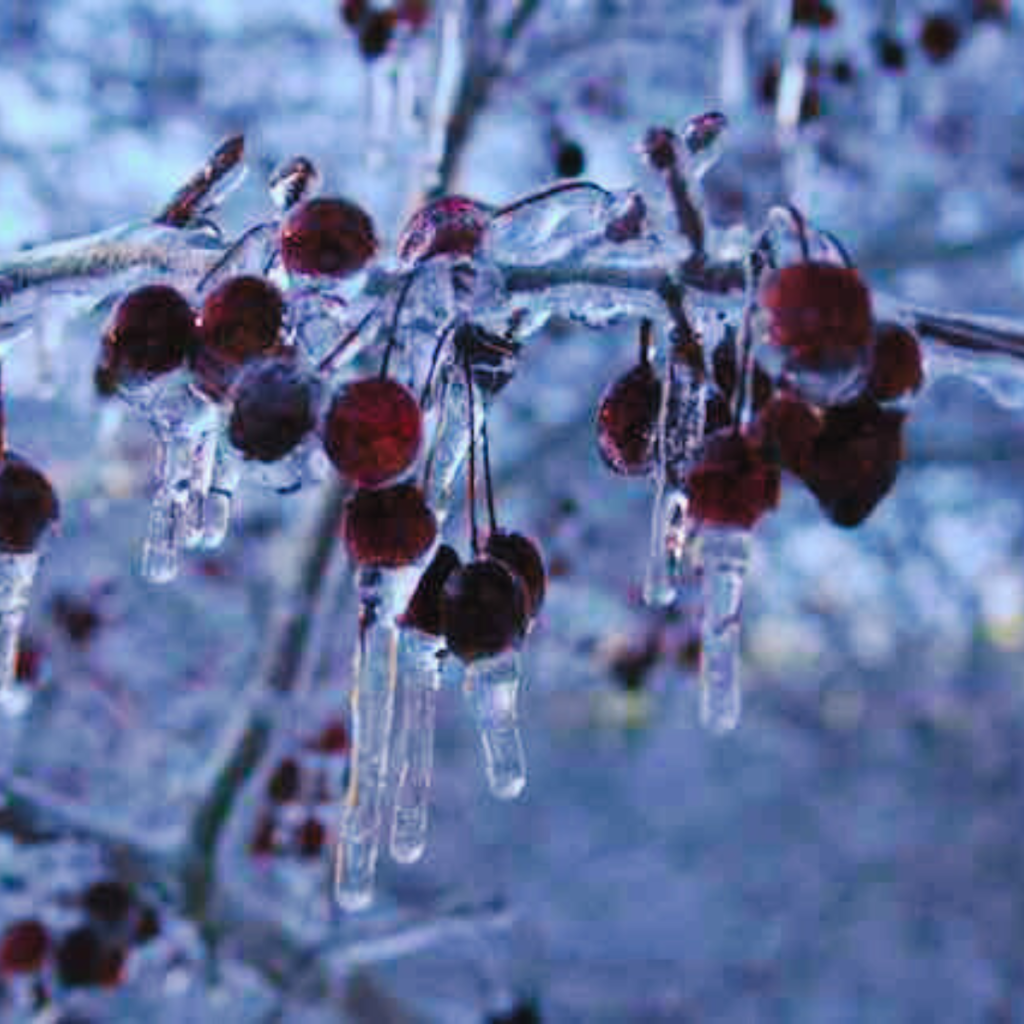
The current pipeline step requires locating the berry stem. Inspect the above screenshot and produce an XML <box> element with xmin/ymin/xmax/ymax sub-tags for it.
<box><xmin>317</xmin><ymin>304</ymin><xmax>381</xmax><ymax>374</ymax></box>
<box><xmin>481</xmin><ymin>413</ymin><xmax>498</xmax><ymax>534</ymax></box>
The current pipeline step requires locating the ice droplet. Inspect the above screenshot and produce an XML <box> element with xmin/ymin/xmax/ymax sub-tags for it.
<box><xmin>699</xmin><ymin>525</ymin><xmax>751</xmax><ymax>735</ymax></box>
<box><xmin>0</xmin><ymin>551</ymin><xmax>40</xmax><ymax>717</ymax></box>
<box><xmin>464</xmin><ymin>649</ymin><xmax>526</xmax><ymax>801</ymax></box>
<box><xmin>389</xmin><ymin>630</ymin><xmax>442</xmax><ymax>865</ymax></box>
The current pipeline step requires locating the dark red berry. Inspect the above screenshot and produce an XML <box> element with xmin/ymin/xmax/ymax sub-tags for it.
<box><xmin>596</xmin><ymin>362</ymin><xmax>661</xmax><ymax>476</ymax></box>
<box><xmin>0</xmin><ymin>452</ymin><xmax>59</xmax><ymax>554</ymax></box>
<box><xmin>194</xmin><ymin>276</ymin><xmax>284</xmax><ymax>397</ymax></box>
<box><xmin>755</xmin><ymin>391</ymin><xmax>823</xmax><ymax>476</ymax></box>
<box><xmin>100</xmin><ymin>285</ymin><xmax>199</xmax><ymax>385</ymax></box>
<box><xmin>791</xmin><ymin>0</ymin><xmax>837</xmax><ymax>28</ymax></box>
<box><xmin>757</xmin><ymin>262</ymin><xmax>873</xmax><ymax>383</ymax></box>
<box><xmin>919</xmin><ymin>13</ymin><xmax>961</xmax><ymax>62</ymax></box>
<box><xmin>56</xmin><ymin>926</ymin><xmax>117</xmax><ymax>988</ymax></box>
<box><xmin>307</xmin><ymin>718</ymin><xmax>350</xmax><ymax>755</ymax></box>
<box><xmin>400</xmin><ymin>543</ymin><xmax>461</xmax><ymax>636</ymax></box>
<box><xmin>485</xmin><ymin>531</ymin><xmax>546</xmax><ymax>618</ymax></box>
<box><xmin>280</xmin><ymin>197</ymin><xmax>378</xmax><ymax>278</ymax></box>
<box><xmin>266</xmin><ymin>757</ymin><xmax>302</xmax><ymax>803</ymax></box>
<box><xmin>343</xmin><ymin>483</ymin><xmax>437</xmax><ymax>567</ymax></box>
<box><xmin>82</xmin><ymin>881</ymin><xmax>134</xmax><ymax>928</ymax></box>
<box><xmin>297</xmin><ymin>816</ymin><xmax>326</xmax><ymax>857</ymax></box>
<box><xmin>397</xmin><ymin>196</ymin><xmax>489</xmax><ymax>264</ymax></box>
<box><xmin>228</xmin><ymin>358</ymin><xmax>317</xmax><ymax>462</ymax></box>
<box><xmin>323</xmin><ymin>377</ymin><xmax>422</xmax><ymax>487</ymax></box>
<box><xmin>799</xmin><ymin>397</ymin><xmax>904</xmax><ymax>527</ymax></box>
<box><xmin>687</xmin><ymin>429</ymin><xmax>781</xmax><ymax>529</ymax></box>
<box><xmin>868</xmin><ymin>322</ymin><xmax>924</xmax><ymax>402</ymax></box>
<box><xmin>442</xmin><ymin>558</ymin><xmax>528</xmax><ymax>662</ymax></box>
<box><xmin>555</xmin><ymin>140</ymin><xmax>586</xmax><ymax>178</ymax></box>
<box><xmin>1</xmin><ymin>919</ymin><xmax>50</xmax><ymax>975</ymax></box>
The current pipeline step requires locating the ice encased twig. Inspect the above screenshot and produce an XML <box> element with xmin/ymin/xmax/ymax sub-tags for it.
<box><xmin>336</xmin><ymin>606</ymin><xmax>399</xmax><ymax>911</ymax></box>
<box><xmin>464</xmin><ymin>649</ymin><xmax>526</xmax><ymax>801</ymax></box>
<box><xmin>699</xmin><ymin>525</ymin><xmax>751</xmax><ymax>735</ymax></box>
<box><xmin>0</xmin><ymin>551</ymin><xmax>40</xmax><ymax>716</ymax></box>
<box><xmin>389</xmin><ymin>630</ymin><xmax>442</xmax><ymax>864</ymax></box>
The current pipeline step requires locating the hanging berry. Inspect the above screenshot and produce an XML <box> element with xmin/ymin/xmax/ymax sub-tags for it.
<box><xmin>441</xmin><ymin>558</ymin><xmax>528</xmax><ymax>663</ymax></box>
<box><xmin>280</xmin><ymin>196</ymin><xmax>379</xmax><ymax>278</ymax></box>
<box><xmin>342</xmin><ymin>482</ymin><xmax>437</xmax><ymax>567</ymax></box>
<box><xmin>228</xmin><ymin>357</ymin><xmax>318</xmax><ymax>462</ymax></box>
<box><xmin>397</xmin><ymin>195</ymin><xmax>490</xmax><ymax>265</ymax></box>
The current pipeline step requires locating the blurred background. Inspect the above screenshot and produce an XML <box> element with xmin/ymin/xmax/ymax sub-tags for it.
<box><xmin>3</xmin><ymin>1</ymin><xmax>1024</xmax><ymax>1020</ymax></box>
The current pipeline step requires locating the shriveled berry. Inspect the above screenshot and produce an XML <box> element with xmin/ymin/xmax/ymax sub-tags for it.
<box><xmin>280</xmin><ymin>197</ymin><xmax>378</xmax><ymax>278</ymax></box>
<box><xmin>343</xmin><ymin>483</ymin><xmax>437</xmax><ymax>567</ymax></box>
<box><xmin>101</xmin><ymin>284</ymin><xmax>198</xmax><ymax>385</ymax></box>
<box><xmin>397</xmin><ymin>196</ymin><xmax>489</xmax><ymax>264</ymax></box>
<box><xmin>0</xmin><ymin>919</ymin><xmax>50</xmax><ymax>975</ymax></box>
<box><xmin>229</xmin><ymin>358</ymin><xmax>317</xmax><ymax>462</ymax></box>
<box><xmin>0</xmin><ymin>452</ymin><xmax>59</xmax><ymax>554</ymax></box>
<box><xmin>596</xmin><ymin>362</ymin><xmax>661</xmax><ymax>476</ymax></box>
<box><xmin>323</xmin><ymin>378</ymin><xmax>422</xmax><ymax>488</ymax></box>
<box><xmin>401</xmin><ymin>543</ymin><xmax>461</xmax><ymax>636</ymax></box>
<box><xmin>919</xmin><ymin>13</ymin><xmax>961</xmax><ymax>62</ymax></box>
<box><xmin>687</xmin><ymin>430</ymin><xmax>781</xmax><ymax>529</ymax></box>
<box><xmin>194</xmin><ymin>276</ymin><xmax>284</xmax><ymax>396</ymax></box>
<box><xmin>266</xmin><ymin>758</ymin><xmax>302</xmax><ymax>803</ymax></box>
<box><xmin>799</xmin><ymin>397</ymin><xmax>904</xmax><ymax>527</ymax></box>
<box><xmin>82</xmin><ymin>880</ymin><xmax>135</xmax><ymax>928</ymax></box>
<box><xmin>757</xmin><ymin>262</ymin><xmax>873</xmax><ymax>398</ymax></box>
<box><xmin>868</xmin><ymin>321</ymin><xmax>923</xmax><ymax>402</ymax></box>
<box><xmin>442</xmin><ymin>558</ymin><xmax>528</xmax><ymax>662</ymax></box>
<box><xmin>485</xmin><ymin>531</ymin><xmax>546</xmax><ymax>618</ymax></box>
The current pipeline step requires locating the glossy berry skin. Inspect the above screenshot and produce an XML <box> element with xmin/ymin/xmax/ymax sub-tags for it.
<box><xmin>757</xmin><ymin>263</ymin><xmax>873</xmax><ymax>387</ymax></box>
<box><xmin>687</xmin><ymin>430</ymin><xmax>781</xmax><ymax>530</ymax></box>
<box><xmin>101</xmin><ymin>284</ymin><xmax>199</xmax><ymax>385</ymax></box>
<box><xmin>868</xmin><ymin>322</ymin><xmax>923</xmax><ymax>403</ymax></box>
<box><xmin>798</xmin><ymin>397</ymin><xmax>905</xmax><ymax>527</ymax></box>
<box><xmin>755</xmin><ymin>391</ymin><xmax>824</xmax><ymax>476</ymax></box>
<box><xmin>280</xmin><ymin>197</ymin><xmax>378</xmax><ymax>278</ymax></box>
<box><xmin>343</xmin><ymin>483</ymin><xmax>437</xmax><ymax>567</ymax></box>
<box><xmin>397</xmin><ymin>196</ymin><xmax>489</xmax><ymax>264</ymax></box>
<box><xmin>194</xmin><ymin>276</ymin><xmax>284</xmax><ymax>397</ymax></box>
<box><xmin>228</xmin><ymin>358</ymin><xmax>317</xmax><ymax>462</ymax></box>
<box><xmin>0</xmin><ymin>452</ymin><xmax>59</xmax><ymax>554</ymax></box>
<box><xmin>596</xmin><ymin>362</ymin><xmax>661</xmax><ymax>476</ymax></box>
<box><xmin>323</xmin><ymin>377</ymin><xmax>422</xmax><ymax>487</ymax></box>
<box><xmin>485</xmin><ymin>530</ymin><xmax>546</xmax><ymax>618</ymax></box>
<box><xmin>442</xmin><ymin>558</ymin><xmax>528</xmax><ymax>663</ymax></box>
<box><xmin>0</xmin><ymin>918</ymin><xmax>50</xmax><ymax>975</ymax></box>
<box><xmin>401</xmin><ymin>543</ymin><xmax>461</xmax><ymax>636</ymax></box>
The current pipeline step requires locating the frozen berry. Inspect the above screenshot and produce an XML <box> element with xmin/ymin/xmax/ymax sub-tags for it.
<box><xmin>359</xmin><ymin>10</ymin><xmax>396</xmax><ymax>58</ymax></box>
<box><xmin>919</xmin><ymin>13</ymin><xmax>961</xmax><ymax>62</ymax></box>
<box><xmin>343</xmin><ymin>483</ymin><xmax>437</xmax><ymax>567</ymax></box>
<box><xmin>485</xmin><ymin>531</ymin><xmax>546</xmax><ymax>618</ymax></box>
<box><xmin>442</xmin><ymin>558</ymin><xmax>528</xmax><ymax>662</ymax></box>
<box><xmin>194</xmin><ymin>276</ymin><xmax>284</xmax><ymax>396</ymax></box>
<box><xmin>100</xmin><ymin>284</ymin><xmax>199</xmax><ymax>385</ymax></box>
<box><xmin>266</xmin><ymin>757</ymin><xmax>302</xmax><ymax>803</ymax></box>
<box><xmin>56</xmin><ymin>926</ymin><xmax>118</xmax><ymax>988</ymax></box>
<box><xmin>82</xmin><ymin>880</ymin><xmax>135</xmax><ymax>928</ymax></box>
<box><xmin>757</xmin><ymin>262</ymin><xmax>873</xmax><ymax>395</ymax></box>
<box><xmin>228</xmin><ymin>358</ymin><xmax>317</xmax><ymax>462</ymax></box>
<box><xmin>280</xmin><ymin>197</ymin><xmax>378</xmax><ymax>278</ymax></box>
<box><xmin>50</xmin><ymin>592</ymin><xmax>101</xmax><ymax>645</ymax></box>
<box><xmin>397</xmin><ymin>196</ymin><xmax>489</xmax><ymax>264</ymax></box>
<box><xmin>0</xmin><ymin>452</ymin><xmax>59</xmax><ymax>554</ymax></box>
<box><xmin>0</xmin><ymin>919</ymin><xmax>50</xmax><ymax>975</ymax></box>
<box><xmin>755</xmin><ymin>391</ymin><xmax>823</xmax><ymax>476</ymax></box>
<box><xmin>868</xmin><ymin>322</ymin><xmax>923</xmax><ymax>402</ymax></box>
<box><xmin>687</xmin><ymin>429</ymin><xmax>781</xmax><ymax>529</ymax></box>
<box><xmin>400</xmin><ymin>543</ymin><xmax>461</xmax><ymax>636</ymax></box>
<box><xmin>799</xmin><ymin>397</ymin><xmax>904</xmax><ymax>527</ymax></box>
<box><xmin>323</xmin><ymin>378</ymin><xmax>422</xmax><ymax>488</ymax></box>
<box><xmin>596</xmin><ymin>362</ymin><xmax>661</xmax><ymax>476</ymax></box>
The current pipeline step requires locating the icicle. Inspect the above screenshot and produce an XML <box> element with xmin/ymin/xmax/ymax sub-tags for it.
<box><xmin>183</xmin><ymin>404</ymin><xmax>223</xmax><ymax>550</ymax></box>
<box><xmin>775</xmin><ymin>26</ymin><xmax>812</xmax><ymax>137</ymax></box>
<box><xmin>389</xmin><ymin>630</ymin><xmax>442</xmax><ymax>864</ymax></box>
<box><xmin>0</xmin><ymin>552</ymin><xmax>39</xmax><ymax>716</ymax></box>
<box><xmin>423</xmin><ymin>363</ymin><xmax>478</xmax><ymax>523</ymax></box>
<box><xmin>140</xmin><ymin>428</ymin><xmax>194</xmax><ymax>583</ymax></box>
<box><xmin>464</xmin><ymin>649</ymin><xmax>526</xmax><ymax>801</ymax></box>
<box><xmin>717</xmin><ymin>3</ymin><xmax>752</xmax><ymax>114</ymax></box>
<box><xmin>197</xmin><ymin>435</ymin><xmax>241</xmax><ymax>551</ymax></box>
<box><xmin>336</xmin><ymin>575</ymin><xmax>399</xmax><ymax>911</ymax></box>
<box><xmin>699</xmin><ymin>525</ymin><xmax>750</xmax><ymax>734</ymax></box>
<box><xmin>422</xmin><ymin>0</ymin><xmax>465</xmax><ymax>189</ymax></box>
<box><xmin>364</xmin><ymin>54</ymin><xmax>398</xmax><ymax>170</ymax></box>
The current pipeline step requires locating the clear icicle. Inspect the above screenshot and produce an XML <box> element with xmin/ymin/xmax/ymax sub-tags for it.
<box><xmin>423</xmin><ymin>363</ymin><xmax>479</xmax><ymax>524</ymax></box>
<box><xmin>198</xmin><ymin>436</ymin><xmax>241</xmax><ymax>551</ymax></box>
<box><xmin>141</xmin><ymin>430</ymin><xmax>194</xmax><ymax>583</ymax></box>
<box><xmin>464</xmin><ymin>649</ymin><xmax>526</xmax><ymax>801</ymax></box>
<box><xmin>0</xmin><ymin>552</ymin><xmax>40</xmax><ymax>717</ymax></box>
<box><xmin>389</xmin><ymin>630</ymin><xmax>442</xmax><ymax>865</ymax></box>
<box><xmin>184</xmin><ymin>404</ymin><xmax>223</xmax><ymax>550</ymax></box>
<box><xmin>699</xmin><ymin>525</ymin><xmax>751</xmax><ymax>735</ymax></box>
<box><xmin>336</xmin><ymin>590</ymin><xmax>399</xmax><ymax>911</ymax></box>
